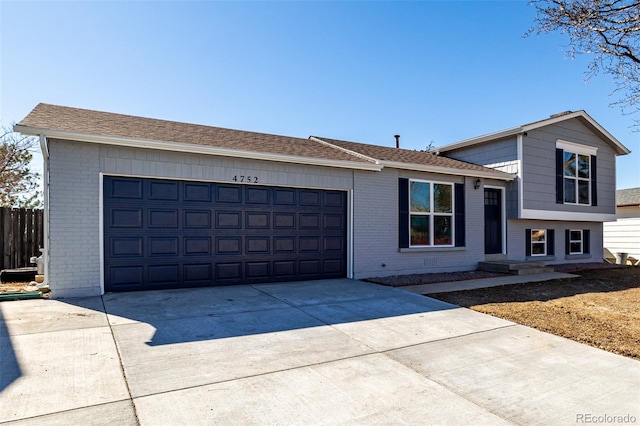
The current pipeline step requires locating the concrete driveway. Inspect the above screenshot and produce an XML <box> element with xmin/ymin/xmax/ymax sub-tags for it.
<box><xmin>1</xmin><ymin>279</ymin><xmax>638</xmax><ymax>425</ymax></box>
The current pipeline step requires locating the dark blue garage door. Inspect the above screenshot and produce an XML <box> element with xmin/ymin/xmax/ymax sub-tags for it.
<box><xmin>103</xmin><ymin>176</ymin><xmax>347</xmax><ymax>292</ymax></box>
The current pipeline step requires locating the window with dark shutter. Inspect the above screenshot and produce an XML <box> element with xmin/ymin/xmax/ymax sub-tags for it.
<box><xmin>591</xmin><ymin>156</ymin><xmax>597</xmax><ymax>206</ymax></box>
<box><xmin>398</xmin><ymin>178</ymin><xmax>409</xmax><ymax>248</ymax></box>
<box><xmin>556</xmin><ymin>149</ymin><xmax>564</xmax><ymax>204</ymax></box>
<box><xmin>455</xmin><ymin>183</ymin><xmax>465</xmax><ymax>247</ymax></box>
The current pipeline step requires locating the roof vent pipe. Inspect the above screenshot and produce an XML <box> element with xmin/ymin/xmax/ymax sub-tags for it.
<box><xmin>394</xmin><ymin>134</ymin><xmax>400</xmax><ymax>149</ymax></box>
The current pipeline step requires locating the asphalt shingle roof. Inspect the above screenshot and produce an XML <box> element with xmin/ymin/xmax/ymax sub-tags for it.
<box><xmin>18</xmin><ymin>103</ymin><xmax>370</xmax><ymax>163</ymax></box>
<box><xmin>313</xmin><ymin>136</ymin><xmax>507</xmax><ymax>174</ymax></box>
<box><xmin>617</xmin><ymin>187</ymin><xmax>640</xmax><ymax>206</ymax></box>
<box><xmin>17</xmin><ymin>103</ymin><xmax>512</xmax><ymax>178</ymax></box>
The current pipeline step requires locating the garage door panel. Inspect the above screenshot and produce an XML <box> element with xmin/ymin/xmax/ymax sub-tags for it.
<box><xmin>149</xmin><ymin>209</ymin><xmax>178</xmax><ymax>228</ymax></box>
<box><xmin>216</xmin><ymin>263</ymin><xmax>242</xmax><ymax>280</ymax></box>
<box><xmin>184</xmin><ymin>237</ymin><xmax>211</xmax><ymax>255</ymax></box>
<box><xmin>148</xmin><ymin>237</ymin><xmax>179</xmax><ymax>256</ymax></box>
<box><xmin>104</xmin><ymin>177</ymin><xmax>347</xmax><ymax>292</ymax></box>
<box><xmin>216</xmin><ymin>185</ymin><xmax>242</xmax><ymax>203</ymax></box>
<box><xmin>324</xmin><ymin>191</ymin><xmax>345</xmax><ymax>207</ymax></box>
<box><xmin>246</xmin><ymin>212</ymin><xmax>269</xmax><ymax>228</ymax></box>
<box><xmin>149</xmin><ymin>264</ymin><xmax>179</xmax><ymax>284</ymax></box>
<box><xmin>149</xmin><ymin>181</ymin><xmax>179</xmax><ymax>200</ymax></box>
<box><xmin>246</xmin><ymin>187</ymin><xmax>269</xmax><ymax>204</ymax></box>
<box><xmin>110</xmin><ymin>208</ymin><xmax>143</xmax><ymax>228</ymax></box>
<box><xmin>246</xmin><ymin>237</ymin><xmax>269</xmax><ymax>254</ymax></box>
<box><xmin>299</xmin><ymin>260</ymin><xmax>320</xmax><ymax>275</ymax></box>
<box><xmin>299</xmin><ymin>213</ymin><xmax>320</xmax><ymax>229</ymax></box>
<box><xmin>216</xmin><ymin>237</ymin><xmax>242</xmax><ymax>255</ymax></box>
<box><xmin>299</xmin><ymin>237</ymin><xmax>320</xmax><ymax>252</ymax></box>
<box><xmin>184</xmin><ymin>264</ymin><xmax>212</xmax><ymax>282</ymax></box>
<box><xmin>216</xmin><ymin>211</ymin><xmax>241</xmax><ymax>228</ymax></box>
<box><xmin>110</xmin><ymin>178</ymin><xmax>143</xmax><ymax>199</ymax></box>
<box><xmin>110</xmin><ymin>266</ymin><xmax>144</xmax><ymax>286</ymax></box>
<box><xmin>184</xmin><ymin>183</ymin><xmax>211</xmax><ymax>202</ymax></box>
<box><xmin>110</xmin><ymin>237</ymin><xmax>143</xmax><ymax>257</ymax></box>
<box><xmin>184</xmin><ymin>210</ymin><xmax>211</xmax><ymax>228</ymax></box>
<box><xmin>274</xmin><ymin>189</ymin><xmax>295</xmax><ymax>205</ymax></box>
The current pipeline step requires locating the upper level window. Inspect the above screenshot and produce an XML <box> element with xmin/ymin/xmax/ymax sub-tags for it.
<box><xmin>556</xmin><ymin>140</ymin><xmax>597</xmax><ymax>206</ymax></box>
<box><xmin>563</xmin><ymin>152</ymin><xmax>590</xmax><ymax>204</ymax></box>
<box><xmin>409</xmin><ymin>180</ymin><xmax>453</xmax><ymax>247</ymax></box>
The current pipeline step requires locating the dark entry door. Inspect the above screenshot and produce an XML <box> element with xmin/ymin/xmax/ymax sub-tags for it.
<box><xmin>484</xmin><ymin>188</ymin><xmax>502</xmax><ymax>254</ymax></box>
<box><xmin>103</xmin><ymin>176</ymin><xmax>347</xmax><ymax>292</ymax></box>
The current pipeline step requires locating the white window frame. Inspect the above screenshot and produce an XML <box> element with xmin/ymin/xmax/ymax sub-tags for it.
<box><xmin>530</xmin><ymin>229</ymin><xmax>547</xmax><ymax>256</ymax></box>
<box><xmin>569</xmin><ymin>229</ymin><xmax>583</xmax><ymax>255</ymax></box>
<box><xmin>409</xmin><ymin>179</ymin><xmax>454</xmax><ymax>247</ymax></box>
<box><xmin>557</xmin><ymin>140</ymin><xmax>597</xmax><ymax>206</ymax></box>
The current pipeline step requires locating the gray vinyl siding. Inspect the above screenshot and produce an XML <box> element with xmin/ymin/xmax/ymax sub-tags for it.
<box><xmin>443</xmin><ymin>137</ymin><xmax>518</xmax><ymax>165</ymax></box>
<box><xmin>522</xmin><ymin>119</ymin><xmax>616</xmax><ymax>215</ymax></box>
<box><xmin>507</xmin><ymin>219</ymin><xmax>603</xmax><ymax>264</ymax></box>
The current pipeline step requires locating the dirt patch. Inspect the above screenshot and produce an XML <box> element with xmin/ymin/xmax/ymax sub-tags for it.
<box><xmin>426</xmin><ymin>266</ymin><xmax>640</xmax><ymax>360</ymax></box>
<box><xmin>0</xmin><ymin>281</ymin><xmax>49</xmax><ymax>299</ymax></box>
<box><xmin>366</xmin><ymin>270</ymin><xmax>509</xmax><ymax>287</ymax></box>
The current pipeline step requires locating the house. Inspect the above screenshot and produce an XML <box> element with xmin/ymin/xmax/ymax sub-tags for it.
<box><xmin>15</xmin><ymin>104</ymin><xmax>630</xmax><ymax>298</ymax></box>
<box><xmin>603</xmin><ymin>187</ymin><xmax>640</xmax><ymax>265</ymax></box>
<box><xmin>439</xmin><ymin>110</ymin><xmax>630</xmax><ymax>265</ymax></box>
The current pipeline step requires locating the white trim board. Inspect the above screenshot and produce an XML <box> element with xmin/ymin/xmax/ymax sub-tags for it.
<box><xmin>520</xmin><ymin>208</ymin><xmax>616</xmax><ymax>222</ymax></box>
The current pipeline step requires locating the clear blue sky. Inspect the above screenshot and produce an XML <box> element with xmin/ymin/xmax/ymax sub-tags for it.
<box><xmin>1</xmin><ymin>1</ymin><xmax>638</xmax><ymax>189</ymax></box>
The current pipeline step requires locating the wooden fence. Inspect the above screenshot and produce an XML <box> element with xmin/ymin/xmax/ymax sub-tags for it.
<box><xmin>0</xmin><ymin>208</ymin><xmax>44</xmax><ymax>270</ymax></box>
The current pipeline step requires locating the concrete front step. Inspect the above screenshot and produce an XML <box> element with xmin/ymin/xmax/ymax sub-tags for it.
<box><xmin>478</xmin><ymin>261</ymin><xmax>555</xmax><ymax>276</ymax></box>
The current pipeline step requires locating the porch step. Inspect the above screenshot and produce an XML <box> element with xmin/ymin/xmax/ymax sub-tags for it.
<box><xmin>478</xmin><ymin>260</ymin><xmax>555</xmax><ymax>276</ymax></box>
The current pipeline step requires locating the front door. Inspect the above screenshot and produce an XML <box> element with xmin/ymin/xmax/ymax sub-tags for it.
<box><xmin>484</xmin><ymin>188</ymin><xmax>502</xmax><ymax>254</ymax></box>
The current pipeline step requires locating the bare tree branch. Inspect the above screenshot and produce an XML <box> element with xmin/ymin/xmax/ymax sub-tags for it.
<box><xmin>0</xmin><ymin>124</ymin><xmax>42</xmax><ymax>208</ymax></box>
<box><xmin>528</xmin><ymin>0</ymin><xmax>639</xmax><ymax>128</ymax></box>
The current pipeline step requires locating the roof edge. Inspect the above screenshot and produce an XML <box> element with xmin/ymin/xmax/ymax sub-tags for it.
<box><xmin>380</xmin><ymin>160</ymin><xmax>516</xmax><ymax>181</ymax></box>
<box><xmin>14</xmin><ymin>125</ymin><xmax>384</xmax><ymax>172</ymax></box>
<box><xmin>309</xmin><ymin>136</ymin><xmax>379</xmax><ymax>164</ymax></box>
<box><xmin>439</xmin><ymin>111</ymin><xmax>631</xmax><ymax>156</ymax></box>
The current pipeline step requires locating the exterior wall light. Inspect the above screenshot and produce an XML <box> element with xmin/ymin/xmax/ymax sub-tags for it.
<box><xmin>474</xmin><ymin>178</ymin><xmax>481</xmax><ymax>190</ymax></box>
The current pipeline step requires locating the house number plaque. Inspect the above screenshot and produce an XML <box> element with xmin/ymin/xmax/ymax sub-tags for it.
<box><xmin>232</xmin><ymin>175</ymin><xmax>259</xmax><ymax>183</ymax></box>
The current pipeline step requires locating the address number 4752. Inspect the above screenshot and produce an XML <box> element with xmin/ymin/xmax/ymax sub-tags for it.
<box><xmin>232</xmin><ymin>175</ymin><xmax>258</xmax><ymax>183</ymax></box>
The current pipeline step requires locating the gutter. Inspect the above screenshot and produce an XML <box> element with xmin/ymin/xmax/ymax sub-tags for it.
<box><xmin>39</xmin><ymin>134</ymin><xmax>50</xmax><ymax>288</ymax></box>
<box><xmin>14</xmin><ymin>126</ymin><xmax>384</xmax><ymax>172</ymax></box>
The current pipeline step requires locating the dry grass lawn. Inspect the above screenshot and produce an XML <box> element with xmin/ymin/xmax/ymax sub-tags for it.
<box><xmin>428</xmin><ymin>267</ymin><xmax>640</xmax><ymax>360</ymax></box>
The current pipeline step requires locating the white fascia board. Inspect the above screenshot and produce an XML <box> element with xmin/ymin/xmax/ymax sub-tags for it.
<box><xmin>520</xmin><ymin>208</ymin><xmax>616</xmax><ymax>222</ymax></box>
<box><xmin>380</xmin><ymin>160</ymin><xmax>516</xmax><ymax>181</ymax></box>
<box><xmin>437</xmin><ymin>127</ymin><xmax>522</xmax><ymax>152</ymax></box>
<box><xmin>14</xmin><ymin>126</ymin><xmax>383</xmax><ymax>172</ymax></box>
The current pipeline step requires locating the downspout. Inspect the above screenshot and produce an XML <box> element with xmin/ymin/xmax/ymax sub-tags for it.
<box><xmin>39</xmin><ymin>134</ymin><xmax>50</xmax><ymax>287</ymax></box>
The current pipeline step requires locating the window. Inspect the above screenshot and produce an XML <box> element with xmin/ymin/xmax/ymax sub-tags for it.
<box><xmin>556</xmin><ymin>141</ymin><xmax>597</xmax><ymax>206</ymax></box>
<box><xmin>568</xmin><ymin>230</ymin><xmax>583</xmax><ymax>254</ymax></box>
<box><xmin>526</xmin><ymin>228</ymin><xmax>555</xmax><ymax>257</ymax></box>
<box><xmin>530</xmin><ymin>229</ymin><xmax>547</xmax><ymax>256</ymax></box>
<box><xmin>565</xmin><ymin>229</ymin><xmax>590</xmax><ymax>256</ymax></box>
<box><xmin>563</xmin><ymin>152</ymin><xmax>590</xmax><ymax>204</ymax></box>
<box><xmin>409</xmin><ymin>180</ymin><xmax>453</xmax><ymax>246</ymax></box>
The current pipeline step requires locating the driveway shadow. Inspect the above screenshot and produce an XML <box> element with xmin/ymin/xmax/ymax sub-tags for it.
<box><xmin>0</xmin><ymin>307</ymin><xmax>21</xmax><ymax>392</ymax></box>
<box><xmin>99</xmin><ymin>279</ymin><xmax>458</xmax><ymax>347</ymax></box>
